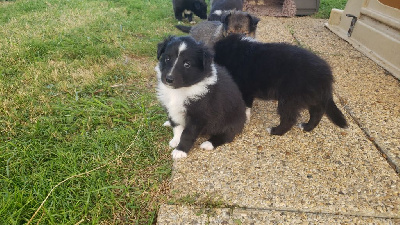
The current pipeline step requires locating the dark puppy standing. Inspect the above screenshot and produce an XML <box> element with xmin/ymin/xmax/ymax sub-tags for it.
<box><xmin>214</xmin><ymin>34</ymin><xmax>348</xmax><ymax>135</ymax></box>
<box><xmin>173</xmin><ymin>0</ymin><xmax>208</xmax><ymax>22</ymax></box>
<box><xmin>156</xmin><ymin>36</ymin><xmax>246</xmax><ymax>159</ymax></box>
<box><xmin>209</xmin><ymin>0</ymin><xmax>243</xmax><ymax>21</ymax></box>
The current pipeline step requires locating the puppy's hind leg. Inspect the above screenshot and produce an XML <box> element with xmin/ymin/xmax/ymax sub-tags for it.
<box><xmin>201</xmin><ymin>131</ymin><xmax>236</xmax><ymax>150</ymax></box>
<box><xmin>299</xmin><ymin>105</ymin><xmax>324</xmax><ymax>132</ymax></box>
<box><xmin>242</xmin><ymin>92</ymin><xmax>255</xmax><ymax>122</ymax></box>
<box><xmin>268</xmin><ymin>100</ymin><xmax>299</xmax><ymax>135</ymax></box>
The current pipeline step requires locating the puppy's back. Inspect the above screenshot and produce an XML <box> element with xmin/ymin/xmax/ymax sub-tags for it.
<box><xmin>190</xmin><ymin>21</ymin><xmax>223</xmax><ymax>48</ymax></box>
<box><xmin>215</xmin><ymin>35</ymin><xmax>332</xmax><ymax>83</ymax></box>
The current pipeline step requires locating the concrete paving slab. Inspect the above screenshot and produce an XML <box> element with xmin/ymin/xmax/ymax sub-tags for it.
<box><xmin>168</xmin><ymin>99</ymin><xmax>399</xmax><ymax>218</ymax></box>
<box><xmin>158</xmin><ymin>205</ymin><xmax>400</xmax><ymax>224</ymax></box>
<box><xmin>157</xmin><ymin>17</ymin><xmax>400</xmax><ymax>223</ymax></box>
<box><xmin>281</xmin><ymin>17</ymin><xmax>400</xmax><ymax>173</ymax></box>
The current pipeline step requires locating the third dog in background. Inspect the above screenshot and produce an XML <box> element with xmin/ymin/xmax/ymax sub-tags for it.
<box><xmin>209</xmin><ymin>0</ymin><xmax>243</xmax><ymax>21</ymax></box>
<box><xmin>175</xmin><ymin>10</ymin><xmax>259</xmax><ymax>49</ymax></box>
<box><xmin>221</xmin><ymin>10</ymin><xmax>259</xmax><ymax>37</ymax></box>
<box><xmin>173</xmin><ymin>0</ymin><xmax>208</xmax><ymax>22</ymax></box>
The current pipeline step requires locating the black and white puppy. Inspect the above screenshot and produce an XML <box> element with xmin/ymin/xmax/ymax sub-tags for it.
<box><xmin>156</xmin><ymin>36</ymin><xmax>246</xmax><ymax>159</ymax></box>
<box><xmin>173</xmin><ymin>0</ymin><xmax>208</xmax><ymax>23</ymax></box>
<box><xmin>208</xmin><ymin>0</ymin><xmax>243</xmax><ymax>21</ymax></box>
<box><xmin>214</xmin><ymin>34</ymin><xmax>348</xmax><ymax>135</ymax></box>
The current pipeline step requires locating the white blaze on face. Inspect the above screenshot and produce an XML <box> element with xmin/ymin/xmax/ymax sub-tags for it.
<box><xmin>179</xmin><ymin>41</ymin><xmax>187</xmax><ymax>52</ymax></box>
<box><xmin>168</xmin><ymin>42</ymin><xmax>187</xmax><ymax>77</ymax></box>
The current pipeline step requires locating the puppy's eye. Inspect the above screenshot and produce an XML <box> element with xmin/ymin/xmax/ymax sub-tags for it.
<box><xmin>183</xmin><ymin>61</ymin><xmax>191</xmax><ymax>68</ymax></box>
<box><xmin>165</xmin><ymin>56</ymin><xmax>170</xmax><ymax>62</ymax></box>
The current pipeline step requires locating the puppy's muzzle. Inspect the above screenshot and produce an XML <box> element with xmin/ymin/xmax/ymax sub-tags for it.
<box><xmin>165</xmin><ymin>76</ymin><xmax>174</xmax><ymax>84</ymax></box>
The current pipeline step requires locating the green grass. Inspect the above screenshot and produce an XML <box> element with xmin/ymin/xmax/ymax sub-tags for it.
<box><xmin>0</xmin><ymin>0</ymin><xmax>351</xmax><ymax>223</ymax></box>
<box><xmin>313</xmin><ymin>0</ymin><xmax>348</xmax><ymax>19</ymax></box>
<box><xmin>0</xmin><ymin>0</ymin><xmax>178</xmax><ymax>224</ymax></box>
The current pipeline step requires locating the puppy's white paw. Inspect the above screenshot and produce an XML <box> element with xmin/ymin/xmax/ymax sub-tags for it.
<box><xmin>163</xmin><ymin>121</ymin><xmax>171</xmax><ymax>127</ymax></box>
<box><xmin>200</xmin><ymin>141</ymin><xmax>214</xmax><ymax>150</ymax></box>
<box><xmin>190</xmin><ymin>21</ymin><xmax>196</xmax><ymax>24</ymax></box>
<box><xmin>266</xmin><ymin>127</ymin><xmax>272</xmax><ymax>134</ymax></box>
<box><xmin>169</xmin><ymin>138</ymin><xmax>180</xmax><ymax>148</ymax></box>
<box><xmin>172</xmin><ymin>149</ymin><xmax>187</xmax><ymax>159</ymax></box>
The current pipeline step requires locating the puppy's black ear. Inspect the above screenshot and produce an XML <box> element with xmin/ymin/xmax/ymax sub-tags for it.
<box><xmin>202</xmin><ymin>47</ymin><xmax>213</xmax><ymax>71</ymax></box>
<box><xmin>248</xmin><ymin>14</ymin><xmax>260</xmax><ymax>27</ymax></box>
<box><xmin>221</xmin><ymin>11</ymin><xmax>232</xmax><ymax>25</ymax></box>
<box><xmin>157</xmin><ymin>36</ymin><xmax>174</xmax><ymax>60</ymax></box>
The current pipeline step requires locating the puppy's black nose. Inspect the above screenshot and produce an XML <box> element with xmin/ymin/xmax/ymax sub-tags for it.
<box><xmin>166</xmin><ymin>76</ymin><xmax>174</xmax><ymax>84</ymax></box>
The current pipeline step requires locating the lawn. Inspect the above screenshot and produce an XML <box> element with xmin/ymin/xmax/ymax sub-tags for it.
<box><xmin>0</xmin><ymin>0</ymin><xmax>177</xmax><ymax>224</ymax></box>
<box><xmin>0</xmin><ymin>0</ymin><xmax>347</xmax><ymax>224</ymax></box>
<box><xmin>313</xmin><ymin>0</ymin><xmax>348</xmax><ymax>19</ymax></box>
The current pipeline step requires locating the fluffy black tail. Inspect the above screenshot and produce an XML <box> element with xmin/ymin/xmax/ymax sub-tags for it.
<box><xmin>326</xmin><ymin>99</ymin><xmax>348</xmax><ymax>128</ymax></box>
<box><xmin>175</xmin><ymin>25</ymin><xmax>192</xmax><ymax>33</ymax></box>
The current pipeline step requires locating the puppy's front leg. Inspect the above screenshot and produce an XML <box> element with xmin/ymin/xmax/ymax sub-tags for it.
<box><xmin>169</xmin><ymin>125</ymin><xmax>184</xmax><ymax>148</ymax></box>
<box><xmin>172</xmin><ymin>122</ymin><xmax>202</xmax><ymax>159</ymax></box>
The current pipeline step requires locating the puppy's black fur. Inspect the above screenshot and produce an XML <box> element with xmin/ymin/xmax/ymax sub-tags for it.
<box><xmin>156</xmin><ymin>36</ymin><xmax>246</xmax><ymax>158</ymax></box>
<box><xmin>173</xmin><ymin>0</ymin><xmax>208</xmax><ymax>22</ymax></box>
<box><xmin>214</xmin><ymin>34</ymin><xmax>348</xmax><ymax>135</ymax></box>
<box><xmin>209</xmin><ymin>0</ymin><xmax>243</xmax><ymax>21</ymax></box>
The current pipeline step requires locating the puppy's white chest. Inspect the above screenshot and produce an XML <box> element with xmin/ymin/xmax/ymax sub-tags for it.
<box><xmin>157</xmin><ymin>85</ymin><xmax>188</xmax><ymax>126</ymax></box>
<box><xmin>155</xmin><ymin>63</ymin><xmax>218</xmax><ymax>126</ymax></box>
